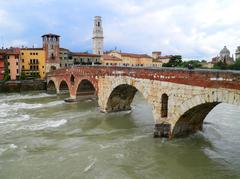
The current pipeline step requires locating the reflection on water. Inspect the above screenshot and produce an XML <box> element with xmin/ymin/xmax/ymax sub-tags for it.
<box><xmin>0</xmin><ymin>92</ymin><xmax>239</xmax><ymax>178</ymax></box>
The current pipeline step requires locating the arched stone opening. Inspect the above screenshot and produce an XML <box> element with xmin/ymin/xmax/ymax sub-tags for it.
<box><xmin>76</xmin><ymin>79</ymin><xmax>96</xmax><ymax>98</ymax></box>
<box><xmin>47</xmin><ymin>80</ymin><xmax>57</xmax><ymax>94</ymax></box>
<box><xmin>172</xmin><ymin>102</ymin><xmax>220</xmax><ymax>138</ymax></box>
<box><xmin>105</xmin><ymin>84</ymin><xmax>138</xmax><ymax>112</ymax></box>
<box><xmin>50</xmin><ymin>66</ymin><xmax>57</xmax><ymax>72</ymax></box>
<box><xmin>70</xmin><ymin>75</ymin><xmax>75</xmax><ymax>85</ymax></box>
<box><xmin>59</xmin><ymin>80</ymin><xmax>69</xmax><ymax>95</ymax></box>
<box><xmin>161</xmin><ymin>93</ymin><xmax>168</xmax><ymax>118</ymax></box>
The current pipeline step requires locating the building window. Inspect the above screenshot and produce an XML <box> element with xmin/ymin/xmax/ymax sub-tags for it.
<box><xmin>21</xmin><ymin>53</ymin><xmax>24</xmax><ymax>55</ymax></box>
<box><xmin>17</xmin><ymin>69</ymin><xmax>18</xmax><ymax>74</ymax></box>
<box><xmin>22</xmin><ymin>59</ymin><xmax>24</xmax><ymax>63</ymax></box>
<box><xmin>42</xmin><ymin>66</ymin><xmax>44</xmax><ymax>68</ymax></box>
<box><xmin>161</xmin><ymin>94</ymin><xmax>168</xmax><ymax>118</ymax></box>
<box><xmin>30</xmin><ymin>53</ymin><xmax>32</xmax><ymax>55</ymax></box>
<box><xmin>16</xmin><ymin>62</ymin><xmax>18</xmax><ymax>65</ymax></box>
<box><xmin>70</xmin><ymin>75</ymin><xmax>75</xmax><ymax>85</ymax></box>
<box><xmin>22</xmin><ymin>65</ymin><xmax>24</xmax><ymax>69</ymax></box>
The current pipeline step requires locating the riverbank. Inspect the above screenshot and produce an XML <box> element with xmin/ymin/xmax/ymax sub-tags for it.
<box><xmin>0</xmin><ymin>80</ymin><xmax>46</xmax><ymax>93</ymax></box>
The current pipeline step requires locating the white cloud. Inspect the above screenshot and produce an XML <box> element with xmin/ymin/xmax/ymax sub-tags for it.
<box><xmin>1</xmin><ymin>0</ymin><xmax>240</xmax><ymax>60</ymax></box>
<box><xmin>0</xmin><ymin>9</ymin><xmax>24</xmax><ymax>33</ymax></box>
<box><xmin>101</xmin><ymin>0</ymin><xmax>240</xmax><ymax>60</ymax></box>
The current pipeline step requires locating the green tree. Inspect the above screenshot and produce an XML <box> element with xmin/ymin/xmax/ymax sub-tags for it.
<box><xmin>20</xmin><ymin>71</ymin><xmax>26</xmax><ymax>80</ymax></box>
<box><xmin>162</xmin><ymin>55</ymin><xmax>182</xmax><ymax>67</ymax></box>
<box><xmin>180</xmin><ymin>60</ymin><xmax>202</xmax><ymax>68</ymax></box>
<box><xmin>229</xmin><ymin>58</ymin><xmax>240</xmax><ymax>70</ymax></box>
<box><xmin>213</xmin><ymin>61</ymin><xmax>228</xmax><ymax>70</ymax></box>
<box><xmin>3</xmin><ymin>59</ymin><xmax>9</xmax><ymax>81</ymax></box>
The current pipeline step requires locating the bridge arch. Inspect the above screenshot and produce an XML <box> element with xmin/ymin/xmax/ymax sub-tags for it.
<box><xmin>75</xmin><ymin>79</ymin><xmax>97</xmax><ymax>98</ymax></box>
<box><xmin>172</xmin><ymin>90</ymin><xmax>240</xmax><ymax>137</ymax></box>
<box><xmin>59</xmin><ymin>80</ymin><xmax>70</xmax><ymax>95</ymax></box>
<box><xmin>106</xmin><ymin>84</ymin><xmax>138</xmax><ymax>112</ymax></box>
<box><xmin>102</xmin><ymin>80</ymin><xmax>159</xmax><ymax>122</ymax></box>
<box><xmin>47</xmin><ymin>80</ymin><xmax>57</xmax><ymax>94</ymax></box>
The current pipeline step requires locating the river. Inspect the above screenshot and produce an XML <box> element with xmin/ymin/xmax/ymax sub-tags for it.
<box><xmin>0</xmin><ymin>92</ymin><xmax>240</xmax><ymax>179</ymax></box>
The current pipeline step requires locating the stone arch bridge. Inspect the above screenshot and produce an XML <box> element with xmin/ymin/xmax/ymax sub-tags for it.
<box><xmin>47</xmin><ymin>66</ymin><xmax>240</xmax><ymax>138</ymax></box>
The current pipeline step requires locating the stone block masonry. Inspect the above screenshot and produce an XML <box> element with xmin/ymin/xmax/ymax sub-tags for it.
<box><xmin>47</xmin><ymin>66</ymin><xmax>240</xmax><ymax>138</ymax></box>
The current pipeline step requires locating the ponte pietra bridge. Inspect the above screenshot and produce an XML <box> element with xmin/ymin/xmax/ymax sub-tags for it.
<box><xmin>46</xmin><ymin>66</ymin><xmax>240</xmax><ymax>138</ymax></box>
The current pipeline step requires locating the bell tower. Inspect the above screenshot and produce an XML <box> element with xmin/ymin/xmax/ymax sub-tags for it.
<box><xmin>42</xmin><ymin>33</ymin><xmax>60</xmax><ymax>73</ymax></box>
<box><xmin>92</xmin><ymin>16</ymin><xmax>104</xmax><ymax>55</ymax></box>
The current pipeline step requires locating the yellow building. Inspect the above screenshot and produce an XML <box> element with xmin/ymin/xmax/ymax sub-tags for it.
<box><xmin>101</xmin><ymin>54</ymin><xmax>123</xmax><ymax>66</ymax></box>
<box><xmin>107</xmin><ymin>51</ymin><xmax>153</xmax><ymax>67</ymax></box>
<box><xmin>20</xmin><ymin>48</ymin><xmax>46</xmax><ymax>79</ymax></box>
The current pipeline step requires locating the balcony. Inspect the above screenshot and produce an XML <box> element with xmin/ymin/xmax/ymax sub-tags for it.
<box><xmin>28</xmin><ymin>61</ymin><xmax>39</xmax><ymax>65</ymax></box>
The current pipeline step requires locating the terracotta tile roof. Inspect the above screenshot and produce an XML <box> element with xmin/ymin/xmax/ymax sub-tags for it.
<box><xmin>120</xmin><ymin>52</ymin><xmax>152</xmax><ymax>59</ymax></box>
<box><xmin>21</xmin><ymin>48</ymin><xmax>43</xmax><ymax>51</ymax></box>
<box><xmin>60</xmin><ymin>48</ymin><xmax>70</xmax><ymax>51</ymax></box>
<box><xmin>156</xmin><ymin>56</ymin><xmax>172</xmax><ymax>59</ymax></box>
<box><xmin>71</xmin><ymin>52</ymin><xmax>101</xmax><ymax>57</ymax></box>
<box><xmin>1</xmin><ymin>48</ymin><xmax>20</xmax><ymax>55</ymax></box>
<box><xmin>102</xmin><ymin>54</ymin><xmax>122</xmax><ymax>61</ymax></box>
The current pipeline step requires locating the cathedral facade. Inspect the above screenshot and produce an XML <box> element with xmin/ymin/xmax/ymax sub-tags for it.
<box><xmin>212</xmin><ymin>46</ymin><xmax>234</xmax><ymax>65</ymax></box>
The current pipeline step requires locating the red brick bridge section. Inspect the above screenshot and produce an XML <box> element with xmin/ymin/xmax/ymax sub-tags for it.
<box><xmin>47</xmin><ymin>66</ymin><xmax>240</xmax><ymax>138</ymax></box>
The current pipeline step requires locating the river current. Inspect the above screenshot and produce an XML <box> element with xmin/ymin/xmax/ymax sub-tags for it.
<box><xmin>0</xmin><ymin>92</ymin><xmax>240</xmax><ymax>179</ymax></box>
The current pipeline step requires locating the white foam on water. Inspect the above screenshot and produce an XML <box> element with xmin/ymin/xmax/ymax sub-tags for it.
<box><xmin>0</xmin><ymin>102</ymin><xmax>43</xmax><ymax>110</ymax></box>
<box><xmin>17</xmin><ymin>119</ymin><xmax>67</xmax><ymax>131</ymax></box>
<box><xmin>9</xmin><ymin>144</ymin><xmax>18</xmax><ymax>149</ymax></box>
<box><xmin>0</xmin><ymin>114</ymin><xmax>30</xmax><ymax>124</ymax></box>
<box><xmin>0</xmin><ymin>100</ymin><xmax>65</xmax><ymax>112</ymax></box>
<box><xmin>113</xmin><ymin>153</ymin><xmax>124</xmax><ymax>159</ymax></box>
<box><xmin>0</xmin><ymin>93</ymin><xmax>55</xmax><ymax>103</ymax></box>
<box><xmin>99</xmin><ymin>144</ymin><xmax>112</xmax><ymax>150</ymax></box>
<box><xmin>0</xmin><ymin>111</ymin><xmax>8</xmax><ymax>118</ymax></box>
<box><xmin>83</xmin><ymin>158</ymin><xmax>96</xmax><ymax>173</ymax></box>
<box><xmin>44</xmin><ymin>100</ymin><xmax>65</xmax><ymax>108</ymax></box>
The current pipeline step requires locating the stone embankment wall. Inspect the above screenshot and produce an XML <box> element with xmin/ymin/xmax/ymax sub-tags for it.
<box><xmin>0</xmin><ymin>80</ymin><xmax>46</xmax><ymax>93</ymax></box>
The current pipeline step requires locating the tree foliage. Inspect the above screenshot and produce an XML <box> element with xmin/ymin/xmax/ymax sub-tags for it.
<box><xmin>3</xmin><ymin>59</ymin><xmax>9</xmax><ymax>81</ymax></box>
<box><xmin>162</xmin><ymin>55</ymin><xmax>182</xmax><ymax>67</ymax></box>
<box><xmin>20</xmin><ymin>72</ymin><xmax>26</xmax><ymax>80</ymax></box>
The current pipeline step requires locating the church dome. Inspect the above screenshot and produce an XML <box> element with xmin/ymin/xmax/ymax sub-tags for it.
<box><xmin>220</xmin><ymin>46</ymin><xmax>230</xmax><ymax>55</ymax></box>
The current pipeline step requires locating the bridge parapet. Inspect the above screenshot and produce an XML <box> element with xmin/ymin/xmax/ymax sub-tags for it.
<box><xmin>47</xmin><ymin>66</ymin><xmax>240</xmax><ymax>90</ymax></box>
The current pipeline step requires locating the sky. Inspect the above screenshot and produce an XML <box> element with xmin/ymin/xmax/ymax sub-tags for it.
<box><xmin>0</xmin><ymin>0</ymin><xmax>240</xmax><ymax>60</ymax></box>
